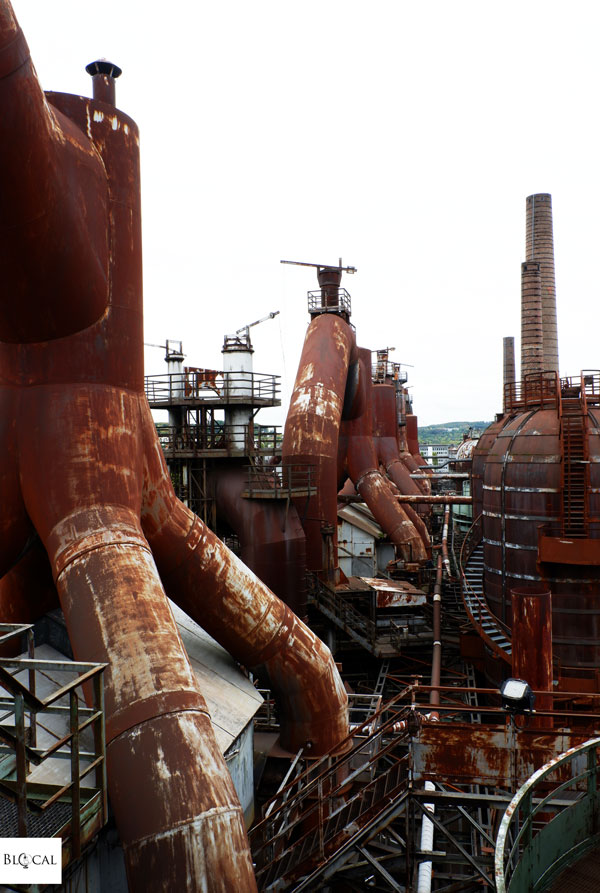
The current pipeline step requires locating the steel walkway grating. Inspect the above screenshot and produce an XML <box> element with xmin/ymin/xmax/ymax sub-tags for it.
<box><xmin>0</xmin><ymin>795</ymin><xmax>72</xmax><ymax>838</ymax></box>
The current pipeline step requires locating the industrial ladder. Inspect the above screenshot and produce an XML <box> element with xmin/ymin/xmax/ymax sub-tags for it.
<box><xmin>561</xmin><ymin>397</ymin><xmax>588</xmax><ymax>536</ymax></box>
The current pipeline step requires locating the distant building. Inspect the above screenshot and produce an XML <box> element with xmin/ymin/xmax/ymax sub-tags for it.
<box><xmin>420</xmin><ymin>443</ymin><xmax>458</xmax><ymax>467</ymax></box>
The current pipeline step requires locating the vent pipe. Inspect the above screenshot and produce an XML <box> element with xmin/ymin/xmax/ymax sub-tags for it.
<box><xmin>525</xmin><ymin>193</ymin><xmax>559</xmax><ymax>374</ymax></box>
<box><xmin>520</xmin><ymin>261</ymin><xmax>543</xmax><ymax>378</ymax></box>
<box><xmin>503</xmin><ymin>336</ymin><xmax>515</xmax><ymax>412</ymax></box>
<box><xmin>85</xmin><ymin>59</ymin><xmax>121</xmax><ymax>107</ymax></box>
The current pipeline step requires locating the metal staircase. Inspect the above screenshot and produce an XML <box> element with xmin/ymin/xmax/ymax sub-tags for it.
<box><xmin>561</xmin><ymin>396</ymin><xmax>588</xmax><ymax>536</ymax></box>
<box><xmin>460</xmin><ymin>525</ymin><xmax>512</xmax><ymax>663</ymax></box>
<box><xmin>250</xmin><ymin>698</ymin><xmax>414</xmax><ymax>891</ymax></box>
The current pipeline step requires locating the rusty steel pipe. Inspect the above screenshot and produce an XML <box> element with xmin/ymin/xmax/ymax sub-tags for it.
<box><xmin>141</xmin><ymin>420</ymin><xmax>349</xmax><ymax>756</ymax></box>
<box><xmin>372</xmin><ymin>380</ymin><xmax>432</xmax><ymax>538</ymax></box>
<box><xmin>344</xmin><ymin>350</ymin><xmax>427</xmax><ymax>563</ymax></box>
<box><xmin>430</xmin><ymin>553</ymin><xmax>443</xmax><ymax>719</ymax></box>
<box><xmin>85</xmin><ymin>59</ymin><xmax>122</xmax><ymax>107</ymax></box>
<box><xmin>441</xmin><ymin>504</ymin><xmax>451</xmax><ymax>578</ymax></box>
<box><xmin>282</xmin><ymin>313</ymin><xmax>355</xmax><ymax>581</ymax></box>
<box><xmin>510</xmin><ymin>586</ymin><xmax>553</xmax><ymax>728</ymax></box>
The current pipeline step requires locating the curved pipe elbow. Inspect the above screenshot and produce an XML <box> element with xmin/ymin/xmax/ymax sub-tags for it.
<box><xmin>142</xmin><ymin>441</ymin><xmax>349</xmax><ymax>755</ymax></box>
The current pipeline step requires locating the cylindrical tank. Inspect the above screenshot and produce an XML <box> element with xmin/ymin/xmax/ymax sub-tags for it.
<box><xmin>481</xmin><ymin>388</ymin><xmax>600</xmax><ymax>670</ymax></box>
<box><xmin>222</xmin><ymin>335</ymin><xmax>254</xmax><ymax>450</ymax></box>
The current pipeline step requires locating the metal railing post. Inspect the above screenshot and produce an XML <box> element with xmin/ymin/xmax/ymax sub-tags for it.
<box><xmin>15</xmin><ymin>692</ymin><xmax>27</xmax><ymax>837</ymax></box>
<box><xmin>70</xmin><ymin>689</ymin><xmax>81</xmax><ymax>858</ymax></box>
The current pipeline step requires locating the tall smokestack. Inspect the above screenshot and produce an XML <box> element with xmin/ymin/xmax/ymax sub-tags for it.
<box><xmin>525</xmin><ymin>193</ymin><xmax>559</xmax><ymax>374</ymax></box>
<box><xmin>503</xmin><ymin>336</ymin><xmax>515</xmax><ymax>412</ymax></box>
<box><xmin>520</xmin><ymin>261</ymin><xmax>543</xmax><ymax>378</ymax></box>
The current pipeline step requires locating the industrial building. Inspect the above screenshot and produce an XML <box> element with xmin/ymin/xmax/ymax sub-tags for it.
<box><xmin>0</xmin><ymin>2</ymin><xmax>599</xmax><ymax>891</ymax></box>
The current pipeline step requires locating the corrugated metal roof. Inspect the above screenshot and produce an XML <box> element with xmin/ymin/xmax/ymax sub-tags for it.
<box><xmin>338</xmin><ymin>504</ymin><xmax>383</xmax><ymax>539</ymax></box>
<box><xmin>171</xmin><ymin>602</ymin><xmax>263</xmax><ymax>753</ymax></box>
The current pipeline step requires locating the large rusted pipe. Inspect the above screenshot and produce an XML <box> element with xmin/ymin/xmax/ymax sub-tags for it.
<box><xmin>372</xmin><ymin>380</ymin><xmax>432</xmax><ymax>542</ymax></box>
<box><xmin>141</xmin><ymin>416</ymin><xmax>349</xmax><ymax>756</ymax></box>
<box><xmin>282</xmin><ymin>313</ymin><xmax>355</xmax><ymax>581</ymax></box>
<box><xmin>526</xmin><ymin>193</ymin><xmax>559</xmax><ymax>374</ymax></box>
<box><xmin>344</xmin><ymin>350</ymin><xmax>427</xmax><ymax>563</ymax></box>
<box><xmin>510</xmin><ymin>585</ymin><xmax>553</xmax><ymax>728</ymax></box>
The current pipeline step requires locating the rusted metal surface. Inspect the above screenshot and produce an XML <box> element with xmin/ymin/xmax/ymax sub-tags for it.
<box><xmin>0</xmin><ymin>41</ymin><xmax>256</xmax><ymax>889</ymax></box>
<box><xmin>344</xmin><ymin>350</ymin><xmax>427</xmax><ymax>563</ymax></box>
<box><xmin>357</xmin><ymin>578</ymin><xmax>426</xmax><ymax>609</ymax></box>
<box><xmin>142</xmin><ymin>441</ymin><xmax>349</xmax><ymax>755</ymax></box>
<box><xmin>0</xmin><ymin>8</ymin><xmax>347</xmax><ymax>887</ymax></box>
<box><xmin>372</xmin><ymin>380</ymin><xmax>432</xmax><ymax>541</ymax></box>
<box><xmin>481</xmin><ymin>374</ymin><xmax>600</xmax><ymax>674</ymax></box>
<box><xmin>412</xmin><ymin>722</ymin><xmax>594</xmax><ymax>789</ymax></box>
<box><xmin>282</xmin><ymin>312</ymin><xmax>355</xmax><ymax>580</ymax></box>
<box><xmin>405</xmin><ymin>413</ymin><xmax>432</xmax><ymax>485</ymax></box>
<box><xmin>430</xmin><ymin>553</ymin><xmax>443</xmax><ymax>717</ymax></box>
<box><xmin>212</xmin><ymin>463</ymin><xmax>308</xmax><ymax>617</ymax></box>
<box><xmin>510</xmin><ymin>586</ymin><xmax>553</xmax><ymax>725</ymax></box>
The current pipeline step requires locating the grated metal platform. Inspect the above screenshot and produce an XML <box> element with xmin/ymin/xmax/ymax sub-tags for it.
<box><xmin>0</xmin><ymin>795</ymin><xmax>72</xmax><ymax>838</ymax></box>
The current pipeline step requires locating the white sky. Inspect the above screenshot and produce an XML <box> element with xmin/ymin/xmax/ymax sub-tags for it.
<box><xmin>14</xmin><ymin>0</ymin><xmax>600</xmax><ymax>426</ymax></box>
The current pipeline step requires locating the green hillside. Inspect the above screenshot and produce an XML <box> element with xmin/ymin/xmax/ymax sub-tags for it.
<box><xmin>418</xmin><ymin>421</ymin><xmax>492</xmax><ymax>444</ymax></box>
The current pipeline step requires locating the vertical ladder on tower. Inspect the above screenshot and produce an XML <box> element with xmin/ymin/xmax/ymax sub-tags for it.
<box><xmin>561</xmin><ymin>396</ymin><xmax>588</xmax><ymax>537</ymax></box>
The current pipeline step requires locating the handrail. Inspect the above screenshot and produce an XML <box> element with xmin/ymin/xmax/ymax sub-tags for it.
<box><xmin>244</xmin><ymin>463</ymin><xmax>315</xmax><ymax>498</ymax></box>
<box><xmin>459</xmin><ymin>515</ymin><xmax>512</xmax><ymax>660</ymax></box>
<box><xmin>144</xmin><ymin>370</ymin><xmax>281</xmax><ymax>405</ymax></box>
<box><xmin>0</xmin><ymin>653</ymin><xmax>107</xmax><ymax>855</ymax></box>
<box><xmin>250</xmin><ymin>691</ymin><xmax>414</xmax><ymax>886</ymax></box>
<box><xmin>495</xmin><ymin>737</ymin><xmax>600</xmax><ymax>893</ymax></box>
<box><xmin>156</xmin><ymin>423</ymin><xmax>281</xmax><ymax>456</ymax></box>
<box><xmin>503</xmin><ymin>371</ymin><xmax>560</xmax><ymax>415</ymax></box>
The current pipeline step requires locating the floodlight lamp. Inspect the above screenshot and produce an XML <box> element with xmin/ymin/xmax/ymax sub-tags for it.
<box><xmin>499</xmin><ymin>678</ymin><xmax>535</xmax><ymax>715</ymax></box>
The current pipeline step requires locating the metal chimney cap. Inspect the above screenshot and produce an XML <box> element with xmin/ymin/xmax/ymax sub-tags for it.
<box><xmin>86</xmin><ymin>59</ymin><xmax>122</xmax><ymax>79</ymax></box>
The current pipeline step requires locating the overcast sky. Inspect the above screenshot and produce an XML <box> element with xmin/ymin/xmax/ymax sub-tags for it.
<box><xmin>14</xmin><ymin>1</ymin><xmax>600</xmax><ymax>426</ymax></box>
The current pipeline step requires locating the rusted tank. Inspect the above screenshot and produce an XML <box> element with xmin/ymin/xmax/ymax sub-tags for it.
<box><xmin>283</xmin><ymin>291</ymin><xmax>429</xmax><ymax>575</ymax></box>
<box><xmin>371</xmin><ymin>379</ymin><xmax>431</xmax><ymax>554</ymax></box>
<box><xmin>210</xmin><ymin>462</ymin><xmax>308</xmax><ymax>618</ymax></box>
<box><xmin>481</xmin><ymin>373</ymin><xmax>600</xmax><ymax>673</ymax></box>
<box><xmin>0</xmin><ymin>6</ymin><xmax>348</xmax><ymax>888</ymax></box>
<box><xmin>343</xmin><ymin>349</ymin><xmax>428</xmax><ymax>563</ymax></box>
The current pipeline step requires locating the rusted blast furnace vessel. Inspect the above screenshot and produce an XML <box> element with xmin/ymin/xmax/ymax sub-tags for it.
<box><xmin>0</xmin><ymin>4</ymin><xmax>348</xmax><ymax>890</ymax></box>
<box><xmin>475</xmin><ymin>372</ymin><xmax>600</xmax><ymax>676</ymax></box>
<box><xmin>282</xmin><ymin>266</ymin><xmax>430</xmax><ymax>582</ymax></box>
<box><xmin>473</xmin><ymin>193</ymin><xmax>600</xmax><ymax>683</ymax></box>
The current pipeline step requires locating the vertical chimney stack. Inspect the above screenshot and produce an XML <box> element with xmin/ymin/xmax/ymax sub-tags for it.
<box><xmin>521</xmin><ymin>261</ymin><xmax>543</xmax><ymax>378</ymax></box>
<box><xmin>503</xmin><ymin>336</ymin><xmax>515</xmax><ymax>412</ymax></box>
<box><xmin>525</xmin><ymin>193</ymin><xmax>559</xmax><ymax>374</ymax></box>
